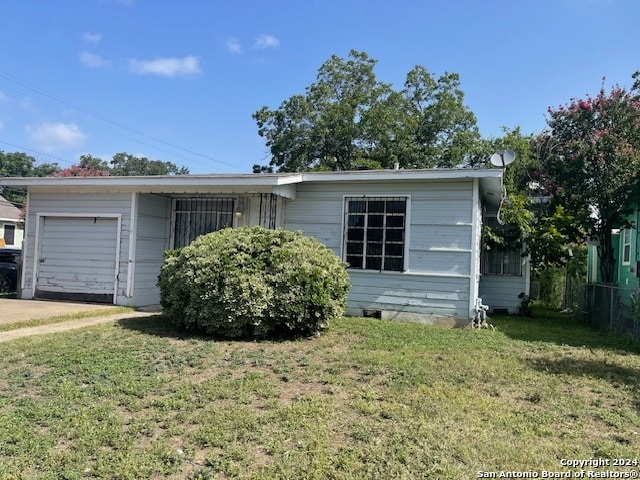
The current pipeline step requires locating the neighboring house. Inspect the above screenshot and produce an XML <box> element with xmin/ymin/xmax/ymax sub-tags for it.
<box><xmin>586</xmin><ymin>203</ymin><xmax>639</xmax><ymax>289</ymax></box>
<box><xmin>0</xmin><ymin>195</ymin><xmax>24</xmax><ymax>249</ymax></box>
<box><xmin>1</xmin><ymin>169</ymin><xmax>510</xmax><ymax>326</ymax></box>
<box><xmin>583</xmin><ymin>204</ymin><xmax>640</xmax><ymax>342</ymax></box>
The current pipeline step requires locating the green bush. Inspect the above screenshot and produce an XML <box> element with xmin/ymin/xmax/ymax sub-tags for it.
<box><xmin>158</xmin><ymin>226</ymin><xmax>350</xmax><ymax>339</ymax></box>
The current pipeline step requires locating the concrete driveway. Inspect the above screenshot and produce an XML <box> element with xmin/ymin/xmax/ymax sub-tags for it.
<box><xmin>0</xmin><ymin>298</ymin><xmax>161</xmax><ymax>343</ymax></box>
<box><xmin>0</xmin><ymin>298</ymin><xmax>124</xmax><ymax>326</ymax></box>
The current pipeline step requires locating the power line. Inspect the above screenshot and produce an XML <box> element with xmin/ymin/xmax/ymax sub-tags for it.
<box><xmin>0</xmin><ymin>141</ymin><xmax>72</xmax><ymax>166</ymax></box>
<box><xmin>0</xmin><ymin>70</ymin><xmax>239</xmax><ymax>172</ymax></box>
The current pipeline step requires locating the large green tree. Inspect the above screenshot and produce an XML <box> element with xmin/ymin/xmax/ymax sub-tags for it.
<box><xmin>79</xmin><ymin>153</ymin><xmax>189</xmax><ymax>176</ymax></box>
<box><xmin>0</xmin><ymin>151</ymin><xmax>59</xmax><ymax>205</ymax></box>
<box><xmin>539</xmin><ymin>80</ymin><xmax>640</xmax><ymax>283</ymax></box>
<box><xmin>253</xmin><ymin>50</ymin><xmax>482</xmax><ymax>172</ymax></box>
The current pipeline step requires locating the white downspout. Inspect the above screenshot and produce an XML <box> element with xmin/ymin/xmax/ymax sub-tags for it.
<box><xmin>126</xmin><ymin>192</ymin><xmax>138</xmax><ymax>298</ymax></box>
<box><xmin>469</xmin><ymin>178</ymin><xmax>482</xmax><ymax>319</ymax></box>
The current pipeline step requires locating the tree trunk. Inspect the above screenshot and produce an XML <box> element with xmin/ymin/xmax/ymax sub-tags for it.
<box><xmin>597</xmin><ymin>227</ymin><xmax>616</xmax><ymax>284</ymax></box>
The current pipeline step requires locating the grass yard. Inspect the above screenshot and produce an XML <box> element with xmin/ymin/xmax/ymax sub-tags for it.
<box><xmin>0</xmin><ymin>309</ymin><xmax>639</xmax><ymax>479</ymax></box>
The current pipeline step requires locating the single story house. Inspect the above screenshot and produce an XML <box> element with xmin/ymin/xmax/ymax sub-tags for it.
<box><xmin>1</xmin><ymin>168</ymin><xmax>529</xmax><ymax>326</ymax></box>
<box><xmin>0</xmin><ymin>195</ymin><xmax>24</xmax><ymax>249</ymax></box>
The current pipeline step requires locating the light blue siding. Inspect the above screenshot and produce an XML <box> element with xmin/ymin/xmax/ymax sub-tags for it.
<box><xmin>479</xmin><ymin>274</ymin><xmax>528</xmax><ymax>313</ymax></box>
<box><xmin>284</xmin><ymin>179</ymin><xmax>477</xmax><ymax>324</ymax></box>
<box><xmin>131</xmin><ymin>194</ymin><xmax>171</xmax><ymax>306</ymax></box>
<box><xmin>347</xmin><ymin>271</ymin><xmax>469</xmax><ymax>317</ymax></box>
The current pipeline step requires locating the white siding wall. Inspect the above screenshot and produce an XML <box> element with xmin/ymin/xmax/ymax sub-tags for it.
<box><xmin>284</xmin><ymin>180</ymin><xmax>476</xmax><ymax>325</ymax></box>
<box><xmin>131</xmin><ymin>194</ymin><xmax>171</xmax><ymax>306</ymax></box>
<box><xmin>479</xmin><ymin>273</ymin><xmax>529</xmax><ymax>314</ymax></box>
<box><xmin>21</xmin><ymin>191</ymin><xmax>132</xmax><ymax>302</ymax></box>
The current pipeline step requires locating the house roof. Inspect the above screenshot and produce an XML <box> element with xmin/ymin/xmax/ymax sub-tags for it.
<box><xmin>0</xmin><ymin>195</ymin><xmax>22</xmax><ymax>222</ymax></box>
<box><xmin>0</xmin><ymin>168</ymin><xmax>503</xmax><ymax>204</ymax></box>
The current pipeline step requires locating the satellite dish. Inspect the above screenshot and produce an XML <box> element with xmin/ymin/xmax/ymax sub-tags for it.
<box><xmin>490</xmin><ymin>149</ymin><xmax>516</xmax><ymax>168</ymax></box>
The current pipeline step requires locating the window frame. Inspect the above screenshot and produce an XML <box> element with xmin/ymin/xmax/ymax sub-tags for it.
<box><xmin>481</xmin><ymin>216</ymin><xmax>524</xmax><ymax>277</ymax></box>
<box><xmin>2</xmin><ymin>224</ymin><xmax>16</xmax><ymax>246</ymax></box>
<box><xmin>622</xmin><ymin>227</ymin><xmax>631</xmax><ymax>266</ymax></box>
<box><xmin>341</xmin><ymin>195</ymin><xmax>409</xmax><ymax>273</ymax></box>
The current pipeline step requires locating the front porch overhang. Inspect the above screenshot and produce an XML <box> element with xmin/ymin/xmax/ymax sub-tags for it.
<box><xmin>1</xmin><ymin>174</ymin><xmax>302</xmax><ymax>199</ymax></box>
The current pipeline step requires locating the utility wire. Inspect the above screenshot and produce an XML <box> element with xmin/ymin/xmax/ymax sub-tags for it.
<box><xmin>0</xmin><ymin>70</ymin><xmax>239</xmax><ymax>172</ymax></box>
<box><xmin>0</xmin><ymin>141</ymin><xmax>72</xmax><ymax>166</ymax></box>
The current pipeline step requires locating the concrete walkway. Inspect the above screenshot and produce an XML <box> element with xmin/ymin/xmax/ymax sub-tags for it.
<box><xmin>0</xmin><ymin>298</ymin><xmax>161</xmax><ymax>343</ymax></box>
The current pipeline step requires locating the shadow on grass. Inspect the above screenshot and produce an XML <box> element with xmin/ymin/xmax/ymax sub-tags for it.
<box><xmin>494</xmin><ymin>307</ymin><xmax>640</xmax><ymax>355</ymax></box>
<box><xmin>117</xmin><ymin>314</ymin><xmax>204</xmax><ymax>340</ymax></box>
<box><xmin>527</xmin><ymin>356</ymin><xmax>640</xmax><ymax>412</ymax></box>
<box><xmin>528</xmin><ymin>356</ymin><xmax>639</xmax><ymax>384</ymax></box>
<box><xmin>116</xmin><ymin>314</ymin><xmax>312</xmax><ymax>343</ymax></box>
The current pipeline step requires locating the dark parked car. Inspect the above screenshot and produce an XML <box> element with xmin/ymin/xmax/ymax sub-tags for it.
<box><xmin>0</xmin><ymin>248</ymin><xmax>21</xmax><ymax>294</ymax></box>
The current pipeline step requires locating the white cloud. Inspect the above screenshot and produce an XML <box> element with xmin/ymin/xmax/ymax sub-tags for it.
<box><xmin>254</xmin><ymin>34</ymin><xmax>280</xmax><ymax>49</ymax></box>
<box><xmin>26</xmin><ymin>122</ymin><xmax>87</xmax><ymax>153</ymax></box>
<box><xmin>79</xmin><ymin>51</ymin><xmax>111</xmax><ymax>68</ymax></box>
<box><xmin>226</xmin><ymin>36</ymin><xmax>242</xmax><ymax>54</ymax></box>
<box><xmin>128</xmin><ymin>55</ymin><xmax>201</xmax><ymax>77</ymax></box>
<box><xmin>82</xmin><ymin>32</ymin><xmax>102</xmax><ymax>45</ymax></box>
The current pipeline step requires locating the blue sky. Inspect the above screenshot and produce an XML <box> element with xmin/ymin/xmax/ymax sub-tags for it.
<box><xmin>0</xmin><ymin>0</ymin><xmax>639</xmax><ymax>174</ymax></box>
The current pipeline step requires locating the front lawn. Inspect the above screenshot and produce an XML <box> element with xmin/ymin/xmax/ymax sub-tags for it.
<box><xmin>0</xmin><ymin>310</ymin><xmax>638</xmax><ymax>479</ymax></box>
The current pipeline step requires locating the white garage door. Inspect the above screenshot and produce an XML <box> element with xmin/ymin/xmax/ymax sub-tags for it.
<box><xmin>36</xmin><ymin>216</ymin><xmax>120</xmax><ymax>303</ymax></box>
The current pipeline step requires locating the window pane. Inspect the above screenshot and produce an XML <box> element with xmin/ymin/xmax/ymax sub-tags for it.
<box><xmin>368</xmin><ymin>214</ymin><xmax>384</xmax><ymax>228</ymax></box>
<box><xmin>346</xmin><ymin>255</ymin><xmax>363</xmax><ymax>268</ymax></box>
<box><xmin>367</xmin><ymin>242</ymin><xmax>383</xmax><ymax>255</ymax></box>
<box><xmin>366</xmin><ymin>256</ymin><xmax>382</xmax><ymax>270</ymax></box>
<box><xmin>386</xmin><ymin>200</ymin><xmax>406</xmax><ymax>214</ymax></box>
<box><xmin>367</xmin><ymin>228</ymin><xmax>383</xmax><ymax>242</ymax></box>
<box><xmin>623</xmin><ymin>229</ymin><xmax>631</xmax><ymax>263</ymax></box>
<box><xmin>348</xmin><ymin>228</ymin><xmax>364</xmax><ymax>241</ymax></box>
<box><xmin>368</xmin><ymin>201</ymin><xmax>385</xmax><ymax>213</ymax></box>
<box><xmin>385</xmin><ymin>243</ymin><xmax>404</xmax><ymax>256</ymax></box>
<box><xmin>348</xmin><ymin>201</ymin><xmax>366</xmax><ymax>213</ymax></box>
<box><xmin>348</xmin><ymin>214</ymin><xmax>365</xmax><ymax>227</ymax></box>
<box><xmin>346</xmin><ymin>242</ymin><xmax>363</xmax><ymax>255</ymax></box>
<box><xmin>3</xmin><ymin>225</ymin><xmax>15</xmax><ymax>245</ymax></box>
<box><xmin>386</xmin><ymin>216</ymin><xmax>404</xmax><ymax>228</ymax></box>
<box><xmin>384</xmin><ymin>257</ymin><xmax>404</xmax><ymax>271</ymax></box>
<box><xmin>385</xmin><ymin>229</ymin><xmax>404</xmax><ymax>242</ymax></box>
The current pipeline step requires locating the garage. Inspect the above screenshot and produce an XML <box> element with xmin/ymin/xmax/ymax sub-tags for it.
<box><xmin>35</xmin><ymin>215</ymin><xmax>121</xmax><ymax>303</ymax></box>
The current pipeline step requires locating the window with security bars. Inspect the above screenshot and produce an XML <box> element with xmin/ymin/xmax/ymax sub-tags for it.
<box><xmin>344</xmin><ymin>197</ymin><xmax>407</xmax><ymax>272</ymax></box>
<box><xmin>481</xmin><ymin>216</ymin><xmax>523</xmax><ymax>276</ymax></box>
<box><xmin>173</xmin><ymin>197</ymin><xmax>235</xmax><ymax>248</ymax></box>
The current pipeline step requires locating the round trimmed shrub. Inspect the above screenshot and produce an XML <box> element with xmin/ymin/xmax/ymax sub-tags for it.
<box><xmin>158</xmin><ymin>226</ymin><xmax>350</xmax><ymax>339</ymax></box>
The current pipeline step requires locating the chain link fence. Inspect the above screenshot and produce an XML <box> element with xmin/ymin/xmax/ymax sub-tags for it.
<box><xmin>578</xmin><ymin>284</ymin><xmax>640</xmax><ymax>344</ymax></box>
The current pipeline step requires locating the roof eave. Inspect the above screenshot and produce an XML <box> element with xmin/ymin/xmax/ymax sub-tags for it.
<box><xmin>0</xmin><ymin>173</ymin><xmax>304</xmax><ymax>188</ymax></box>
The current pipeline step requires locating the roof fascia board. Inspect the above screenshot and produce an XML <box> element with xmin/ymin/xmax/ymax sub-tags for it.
<box><xmin>0</xmin><ymin>173</ymin><xmax>304</xmax><ymax>188</ymax></box>
<box><xmin>301</xmin><ymin>169</ymin><xmax>502</xmax><ymax>182</ymax></box>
